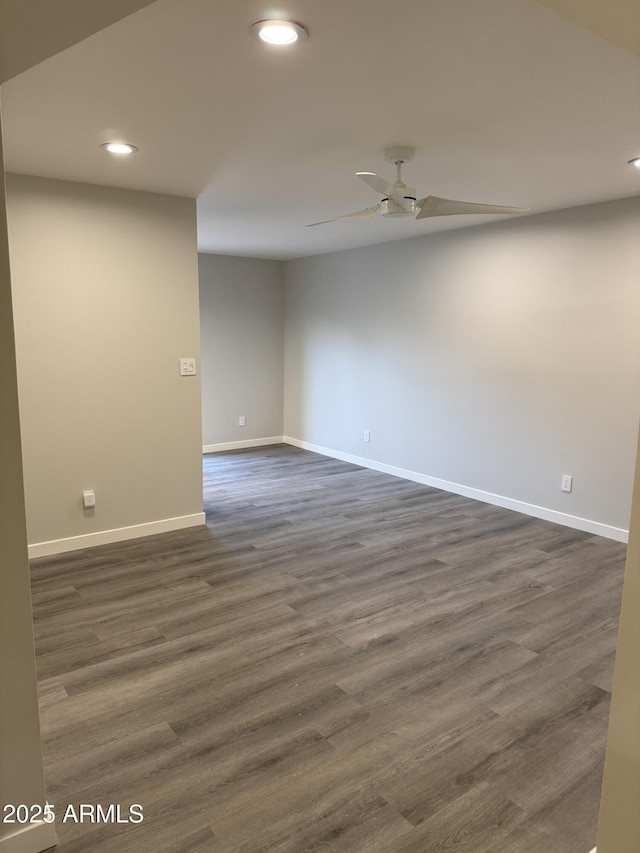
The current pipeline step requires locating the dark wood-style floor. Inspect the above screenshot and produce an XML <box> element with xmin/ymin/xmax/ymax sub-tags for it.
<box><xmin>30</xmin><ymin>445</ymin><xmax>626</xmax><ymax>852</ymax></box>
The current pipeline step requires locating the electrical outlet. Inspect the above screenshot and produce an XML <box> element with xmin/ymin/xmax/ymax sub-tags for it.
<box><xmin>239</xmin><ymin>415</ymin><xmax>246</xmax><ymax>427</ymax></box>
<box><xmin>82</xmin><ymin>489</ymin><xmax>96</xmax><ymax>508</ymax></box>
<box><xmin>561</xmin><ymin>474</ymin><xmax>573</xmax><ymax>493</ymax></box>
<box><xmin>364</xmin><ymin>430</ymin><xmax>370</xmax><ymax>443</ymax></box>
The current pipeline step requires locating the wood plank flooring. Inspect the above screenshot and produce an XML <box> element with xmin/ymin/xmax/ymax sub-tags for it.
<box><xmin>30</xmin><ymin>444</ymin><xmax>626</xmax><ymax>852</ymax></box>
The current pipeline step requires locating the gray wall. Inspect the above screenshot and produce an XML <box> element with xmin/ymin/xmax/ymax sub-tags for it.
<box><xmin>199</xmin><ymin>253</ymin><xmax>284</xmax><ymax>448</ymax></box>
<box><xmin>7</xmin><ymin>174</ymin><xmax>203</xmax><ymax>551</ymax></box>
<box><xmin>284</xmin><ymin>197</ymin><xmax>640</xmax><ymax>535</ymax></box>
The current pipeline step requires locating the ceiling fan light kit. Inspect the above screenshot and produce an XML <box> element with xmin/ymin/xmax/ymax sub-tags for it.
<box><xmin>307</xmin><ymin>146</ymin><xmax>528</xmax><ymax>227</ymax></box>
<box><xmin>379</xmin><ymin>198</ymin><xmax>417</xmax><ymax>217</ymax></box>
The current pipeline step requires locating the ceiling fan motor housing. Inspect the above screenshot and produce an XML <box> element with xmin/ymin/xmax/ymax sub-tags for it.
<box><xmin>380</xmin><ymin>189</ymin><xmax>417</xmax><ymax>217</ymax></box>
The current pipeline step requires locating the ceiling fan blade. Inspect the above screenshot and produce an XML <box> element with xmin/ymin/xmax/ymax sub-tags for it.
<box><xmin>389</xmin><ymin>186</ymin><xmax>413</xmax><ymax>212</ymax></box>
<box><xmin>356</xmin><ymin>171</ymin><xmax>392</xmax><ymax>196</ymax></box>
<box><xmin>306</xmin><ymin>205</ymin><xmax>380</xmax><ymax>227</ymax></box>
<box><xmin>416</xmin><ymin>195</ymin><xmax>528</xmax><ymax>219</ymax></box>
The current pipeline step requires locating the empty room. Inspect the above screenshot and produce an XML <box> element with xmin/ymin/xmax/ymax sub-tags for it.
<box><xmin>1</xmin><ymin>2</ymin><xmax>640</xmax><ymax>853</ymax></box>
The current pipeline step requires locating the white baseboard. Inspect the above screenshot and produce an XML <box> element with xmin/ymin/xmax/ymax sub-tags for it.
<box><xmin>28</xmin><ymin>512</ymin><xmax>206</xmax><ymax>559</ymax></box>
<box><xmin>0</xmin><ymin>820</ymin><xmax>57</xmax><ymax>853</ymax></box>
<box><xmin>203</xmin><ymin>436</ymin><xmax>284</xmax><ymax>453</ymax></box>
<box><xmin>283</xmin><ymin>437</ymin><xmax>628</xmax><ymax>544</ymax></box>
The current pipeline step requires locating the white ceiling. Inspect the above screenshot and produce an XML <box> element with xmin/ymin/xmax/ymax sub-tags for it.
<box><xmin>2</xmin><ymin>0</ymin><xmax>639</xmax><ymax>260</ymax></box>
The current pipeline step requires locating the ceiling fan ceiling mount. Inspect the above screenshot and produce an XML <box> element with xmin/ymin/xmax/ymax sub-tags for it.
<box><xmin>383</xmin><ymin>146</ymin><xmax>415</xmax><ymax>165</ymax></box>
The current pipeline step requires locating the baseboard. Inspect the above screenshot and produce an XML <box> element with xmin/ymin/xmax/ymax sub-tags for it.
<box><xmin>28</xmin><ymin>512</ymin><xmax>206</xmax><ymax>559</ymax></box>
<box><xmin>283</xmin><ymin>437</ymin><xmax>628</xmax><ymax>544</ymax></box>
<box><xmin>203</xmin><ymin>436</ymin><xmax>284</xmax><ymax>453</ymax></box>
<box><xmin>0</xmin><ymin>820</ymin><xmax>56</xmax><ymax>853</ymax></box>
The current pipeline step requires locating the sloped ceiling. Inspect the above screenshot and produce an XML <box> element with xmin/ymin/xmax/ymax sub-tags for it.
<box><xmin>0</xmin><ymin>0</ymin><xmax>158</xmax><ymax>82</ymax></box>
<box><xmin>536</xmin><ymin>0</ymin><xmax>640</xmax><ymax>56</ymax></box>
<box><xmin>2</xmin><ymin>0</ymin><xmax>639</xmax><ymax>259</ymax></box>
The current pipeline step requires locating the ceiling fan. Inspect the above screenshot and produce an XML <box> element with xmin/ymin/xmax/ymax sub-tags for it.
<box><xmin>307</xmin><ymin>147</ymin><xmax>527</xmax><ymax>227</ymax></box>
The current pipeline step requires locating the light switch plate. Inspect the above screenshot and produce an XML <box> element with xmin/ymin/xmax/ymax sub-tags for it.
<box><xmin>180</xmin><ymin>358</ymin><xmax>197</xmax><ymax>376</ymax></box>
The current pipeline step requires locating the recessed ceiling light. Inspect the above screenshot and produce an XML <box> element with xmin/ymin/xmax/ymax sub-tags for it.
<box><xmin>101</xmin><ymin>142</ymin><xmax>139</xmax><ymax>155</ymax></box>
<box><xmin>250</xmin><ymin>19</ymin><xmax>307</xmax><ymax>45</ymax></box>
<box><xmin>628</xmin><ymin>157</ymin><xmax>640</xmax><ymax>169</ymax></box>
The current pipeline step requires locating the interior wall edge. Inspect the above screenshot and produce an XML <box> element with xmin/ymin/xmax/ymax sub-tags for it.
<box><xmin>0</xmin><ymin>818</ymin><xmax>57</xmax><ymax>853</ymax></box>
<box><xmin>282</xmin><ymin>436</ymin><xmax>629</xmax><ymax>544</ymax></box>
<box><xmin>27</xmin><ymin>512</ymin><xmax>205</xmax><ymax>559</ymax></box>
<box><xmin>0</xmin><ymin>107</ymin><xmax>50</xmax><ymax>849</ymax></box>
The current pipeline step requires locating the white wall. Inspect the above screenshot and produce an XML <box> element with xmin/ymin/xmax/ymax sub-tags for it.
<box><xmin>284</xmin><ymin>197</ymin><xmax>640</xmax><ymax>537</ymax></box>
<box><xmin>199</xmin><ymin>253</ymin><xmax>284</xmax><ymax>449</ymax></box>
<box><xmin>7</xmin><ymin>175</ymin><xmax>204</xmax><ymax>555</ymax></box>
